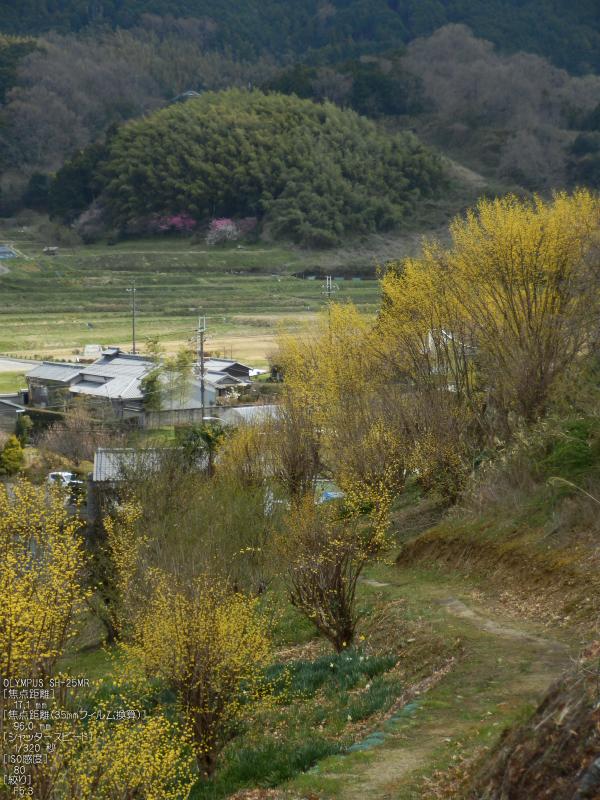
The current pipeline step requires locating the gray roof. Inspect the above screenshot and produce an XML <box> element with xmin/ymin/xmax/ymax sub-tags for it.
<box><xmin>205</xmin><ymin>358</ymin><xmax>252</xmax><ymax>371</ymax></box>
<box><xmin>0</xmin><ymin>397</ymin><xmax>25</xmax><ymax>412</ymax></box>
<box><xmin>93</xmin><ymin>448</ymin><xmax>164</xmax><ymax>482</ymax></box>
<box><xmin>93</xmin><ymin>449</ymin><xmax>127</xmax><ymax>482</ymax></box>
<box><xmin>70</xmin><ymin>375</ymin><xmax>143</xmax><ymax>400</ymax></box>
<box><xmin>93</xmin><ymin>353</ymin><xmax>152</xmax><ymax>369</ymax></box>
<box><xmin>84</xmin><ymin>363</ymin><xmax>148</xmax><ymax>378</ymax></box>
<box><xmin>25</xmin><ymin>362</ymin><xmax>83</xmax><ymax>382</ymax></box>
<box><xmin>26</xmin><ymin>349</ymin><xmax>254</xmax><ymax>406</ymax></box>
<box><xmin>27</xmin><ymin>350</ymin><xmax>152</xmax><ymax>401</ymax></box>
<box><xmin>229</xmin><ymin>405</ymin><xmax>276</xmax><ymax>423</ymax></box>
<box><xmin>205</xmin><ymin>358</ymin><xmax>237</xmax><ymax>369</ymax></box>
<box><xmin>204</xmin><ymin>371</ymin><xmax>248</xmax><ymax>387</ymax></box>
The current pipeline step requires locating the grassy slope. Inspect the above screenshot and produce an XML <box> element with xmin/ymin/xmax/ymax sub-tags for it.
<box><xmin>396</xmin><ymin>480</ymin><xmax>600</xmax><ymax>635</ymax></box>
<box><xmin>264</xmin><ymin>469</ymin><xmax>595</xmax><ymax>797</ymax></box>
<box><xmin>62</xmin><ymin>573</ymin><xmax>460</xmax><ymax>800</ymax></box>
<box><xmin>286</xmin><ymin>561</ymin><xmax>576</xmax><ymax>800</ymax></box>
<box><xmin>255</xmin><ymin>464</ymin><xmax>596</xmax><ymax>797</ymax></box>
<box><xmin>64</xmin><ymin>558</ymin><xmax>578</xmax><ymax>800</ymax></box>
<box><xmin>0</xmin><ymin>371</ymin><xmax>26</xmax><ymax>392</ymax></box>
<box><xmin>50</xmin><ymin>442</ymin><xmax>595</xmax><ymax>800</ymax></box>
<box><xmin>61</xmin><ymin>520</ymin><xmax>584</xmax><ymax>800</ymax></box>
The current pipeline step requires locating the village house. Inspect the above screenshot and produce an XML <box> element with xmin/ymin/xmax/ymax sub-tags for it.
<box><xmin>25</xmin><ymin>349</ymin><xmax>150</xmax><ymax>419</ymax></box>
<box><xmin>0</xmin><ymin>395</ymin><xmax>27</xmax><ymax>431</ymax></box>
<box><xmin>203</xmin><ymin>357</ymin><xmax>254</xmax><ymax>379</ymax></box>
<box><xmin>25</xmin><ymin>348</ymin><xmax>256</xmax><ymax>420</ymax></box>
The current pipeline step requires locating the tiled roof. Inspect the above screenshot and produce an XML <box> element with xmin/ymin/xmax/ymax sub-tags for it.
<box><xmin>25</xmin><ymin>349</ymin><xmax>253</xmax><ymax>405</ymax></box>
<box><xmin>70</xmin><ymin>375</ymin><xmax>144</xmax><ymax>400</ymax></box>
<box><xmin>25</xmin><ymin>362</ymin><xmax>83</xmax><ymax>382</ymax></box>
<box><xmin>93</xmin><ymin>448</ymin><xmax>166</xmax><ymax>481</ymax></box>
<box><xmin>93</xmin><ymin>353</ymin><xmax>152</xmax><ymax>369</ymax></box>
<box><xmin>26</xmin><ymin>350</ymin><xmax>151</xmax><ymax>401</ymax></box>
<box><xmin>205</xmin><ymin>359</ymin><xmax>236</xmax><ymax>369</ymax></box>
<box><xmin>0</xmin><ymin>398</ymin><xmax>25</xmax><ymax>411</ymax></box>
<box><xmin>119</xmin><ymin>378</ymin><xmax>145</xmax><ymax>400</ymax></box>
<box><xmin>203</xmin><ymin>371</ymin><xmax>247</xmax><ymax>386</ymax></box>
<box><xmin>204</xmin><ymin>358</ymin><xmax>253</xmax><ymax>372</ymax></box>
<box><xmin>84</xmin><ymin>363</ymin><xmax>148</xmax><ymax>379</ymax></box>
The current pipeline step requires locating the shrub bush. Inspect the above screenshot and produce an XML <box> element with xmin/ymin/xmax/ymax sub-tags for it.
<box><xmin>0</xmin><ymin>435</ymin><xmax>24</xmax><ymax>475</ymax></box>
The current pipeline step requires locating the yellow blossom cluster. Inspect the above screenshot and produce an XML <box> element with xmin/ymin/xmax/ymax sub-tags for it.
<box><xmin>0</xmin><ymin>480</ymin><xmax>88</xmax><ymax>684</ymax></box>
<box><xmin>60</xmin><ymin>701</ymin><xmax>196</xmax><ymax>800</ymax></box>
<box><xmin>381</xmin><ymin>190</ymin><xmax>600</xmax><ymax>426</ymax></box>
<box><xmin>131</xmin><ymin>569</ymin><xmax>272</xmax><ymax>776</ymax></box>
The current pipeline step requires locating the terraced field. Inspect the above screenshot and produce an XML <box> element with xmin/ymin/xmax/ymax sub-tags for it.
<box><xmin>0</xmin><ymin>233</ymin><xmax>383</xmax><ymax>364</ymax></box>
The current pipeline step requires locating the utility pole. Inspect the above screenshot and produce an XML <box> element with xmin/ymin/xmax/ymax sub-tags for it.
<box><xmin>323</xmin><ymin>275</ymin><xmax>333</xmax><ymax>305</ymax></box>
<box><xmin>323</xmin><ymin>275</ymin><xmax>336</xmax><ymax>321</ymax></box>
<box><xmin>195</xmin><ymin>317</ymin><xmax>207</xmax><ymax>419</ymax></box>
<box><xmin>126</xmin><ymin>281</ymin><xmax>137</xmax><ymax>354</ymax></box>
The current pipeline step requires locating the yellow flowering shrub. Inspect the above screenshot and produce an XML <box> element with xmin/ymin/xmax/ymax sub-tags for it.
<box><xmin>0</xmin><ymin>479</ymin><xmax>88</xmax><ymax>684</ymax></box>
<box><xmin>60</xmin><ymin>702</ymin><xmax>196</xmax><ymax>800</ymax></box>
<box><xmin>105</xmin><ymin>505</ymin><xmax>273</xmax><ymax>779</ymax></box>
<box><xmin>277</xmin><ymin>303</ymin><xmax>409</xmax><ymax>498</ymax></box>
<box><xmin>381</xmin><ymin>189</ymin><xmax>600</xmax><ymax>429</ymax></box>
<box><xmin>130</xmin><ymin>570</ymin><xmax>272</xmax><ymax>777</ymax></box>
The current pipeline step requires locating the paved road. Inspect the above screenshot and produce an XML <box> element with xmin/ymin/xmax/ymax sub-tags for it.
<box><xmin>0</xmin><ymin>263</ymin><xmax>10</xmax><ymax>276</ymax></box>
<box><xmin>0</xmin><ymin>357</ymin><xmax>38</xmax><ymax>372</ymax></box>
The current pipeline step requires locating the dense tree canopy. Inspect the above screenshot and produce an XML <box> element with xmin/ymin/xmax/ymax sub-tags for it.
<box><xmin>98</xmin><ymin>89</ymin><xmax>444</xmax><ymax>246</ymax></box>
<box><xmin>3</xmin><ymin>5</ymin><xmax>599</xmax><ymax>216</ymax></box>
<box><xmin>0</xmin><ymin>34</ymin><xmax>38</xmax><ymax>104</ymax></box>
<box><xmin>262</xmin><ymin>54</ymin><xmax>425</xmax><ymax>118</ymax></box>
<box><xmin>1</xmin><ymin>0</ymin><xmax>598</xmax><ymax>74</ymax></box>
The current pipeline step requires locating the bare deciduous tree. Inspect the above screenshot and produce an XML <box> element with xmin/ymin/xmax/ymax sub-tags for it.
<box><xmin>41</xmin><ymin>404</ymin><xmax>124</xmax><ymax>466</ymax></box>
<box><xmin>273</xmin><ymin>495</ymin><xmax>390</xmax><ymax>652</ymax></box>
<box><xmin>265</xmin><ymin>392</ymin><xmax>322</xmax><ymax>500</ymax></box>
<box><xmin>1</xmin><ymin>34</ymin><xmax>161</xmax><ymax>174</ymax></box>
<box><xmin>311</xmin><ymin>68</ymin><xmax>353</xmax><ymax>106</ymax></box>
<box><xmin>404</xmin><ymin>24</ymin><xmax>600</xmax><ymax>188</ymax></box>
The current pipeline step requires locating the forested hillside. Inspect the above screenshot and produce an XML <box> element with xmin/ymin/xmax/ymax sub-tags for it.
<box><xmin>1</xmin><ymin>0</ymin><xmax>598</xmax><ymax>73</ymax></box>
<box><xmin>54</xmin><ymin>89</ymin><xmax>443</xmax><ymax>247</ymax></box>
<box><xmin>1</xmin><ymin>3</ymin><xmax>599</xmax><ymax>231</ymax></box>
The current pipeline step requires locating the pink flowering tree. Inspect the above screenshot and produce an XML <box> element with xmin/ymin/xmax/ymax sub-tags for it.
<box><xmin>152</xmin><ymin>212</ymin><xmax>197</xmax><ymax>233</ymax></box>
<box><xmin>205</xmin><ymin>218</ymin><xmax>240</xmax><ymax>245</ymax></box>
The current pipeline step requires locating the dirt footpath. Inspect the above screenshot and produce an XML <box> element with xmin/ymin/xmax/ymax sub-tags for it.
<box><xmin>277</xmin><ymin>570</ymin><xmax>576</xmax><ymax>800</ymax></box>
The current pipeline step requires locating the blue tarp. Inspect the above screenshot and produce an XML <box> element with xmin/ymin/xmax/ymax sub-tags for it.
<box><xmin>317</xmin><ymin>491</ymin><xmax>345</xmax><ymax>504</ymax></box>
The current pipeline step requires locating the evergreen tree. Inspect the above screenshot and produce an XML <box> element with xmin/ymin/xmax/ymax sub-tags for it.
<box><xmin>0</xmin><ymin>435</ymin><xmax>25</xmax><ymax>476</ymax></box>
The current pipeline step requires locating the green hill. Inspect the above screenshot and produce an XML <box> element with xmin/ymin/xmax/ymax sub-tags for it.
<box><xmin>90</xmin><ymin>89</ymin><xmax>444</xmax><ymax>247</ymax></box>
<box><xmin>1</xmin><ymin>0</ymin><xmax>598</xmax><ymax>74</ymax></box>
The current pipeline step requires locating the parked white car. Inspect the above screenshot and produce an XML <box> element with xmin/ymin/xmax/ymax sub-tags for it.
<box><xmin>46</xmin><ymin>471</ymin><xmax>74</xmax><ymax>489</ymax></box>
